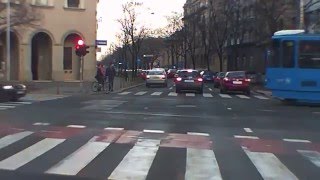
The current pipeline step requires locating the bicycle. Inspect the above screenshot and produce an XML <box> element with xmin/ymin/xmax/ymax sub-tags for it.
<box><xmin>92</xmin><ymin>78</ymin><xmax>107</xmax><ymax>92</ymax></box>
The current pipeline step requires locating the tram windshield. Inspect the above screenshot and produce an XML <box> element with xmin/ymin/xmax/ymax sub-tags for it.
<box><xmin>299</xmin><ymin>41</ymin><xmax>320</xmax><ymax>69</ymax></box>
<box><xmin>268</xmin><ymin>39</ymin><xmax>281</xmax><ymax>67</ymax></box>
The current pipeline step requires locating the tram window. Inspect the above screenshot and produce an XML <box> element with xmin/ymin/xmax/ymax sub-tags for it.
<box><xmin>299</xmin><ymin>41</ymin><xmax>320</xmax><ymax>69</ymax></box>
<box><xmin>268</xmin><ymin>39</ymin><xmax>281</xmax><ymax>67</ymax></box>
<box><xmin>282</xmin><ymin>41</ymin><xmax>295</xmax><ymax>68</ymax></box>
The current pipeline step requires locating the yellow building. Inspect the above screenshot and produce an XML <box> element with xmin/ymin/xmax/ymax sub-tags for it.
<box><xmin>0</xmin><ymin>0</ymin><xmax>97</xmax><ymax>81</ymax></box>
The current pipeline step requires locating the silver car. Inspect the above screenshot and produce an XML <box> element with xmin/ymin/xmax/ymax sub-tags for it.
<box><xmin>146</xmin><ymin>70</ymin><xmax>168</xmax><ymax>87</ymax></box>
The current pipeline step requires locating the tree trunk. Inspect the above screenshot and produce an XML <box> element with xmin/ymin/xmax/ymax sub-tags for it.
<box><xmin>218</xmin><ymin>52</ymin><xmax>223</xmax><ymax>72</ymax></box>
<box><xmin>171</xmin><ymin>44</ymin><xmax>175</xmax><ymax>67</ymax></box>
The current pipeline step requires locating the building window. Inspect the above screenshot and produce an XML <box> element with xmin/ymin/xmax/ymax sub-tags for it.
<box><xmin>33</xmin><ymin>0</ymin><xmax>49</xmax><ymax>6</ymax></box>
<box><xmin>63</xmin><ymin>47</ymin><xmax>72</xmax><ymax>70</ymax></box>
<box><xmin>67</xmin><ymin>0</ymin><xmax>80</xmax><ymax>8</ymax></box>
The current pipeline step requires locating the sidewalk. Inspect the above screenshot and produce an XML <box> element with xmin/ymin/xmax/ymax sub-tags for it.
<box><xmin>2</xmin><ymin>77</ymin><xmax>144</xmax><ymax>96</ymax></box>
<box><xmin>252</xmin><ymin>85</ymin><xmax>272</xmax><ymax>97</ymax></box>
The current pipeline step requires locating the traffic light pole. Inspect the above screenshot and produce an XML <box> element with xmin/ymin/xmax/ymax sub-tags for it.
<box><xmin>80</xmin><ymin>56</ymin><xmax>84</xmax><ymax>91</ymax></box>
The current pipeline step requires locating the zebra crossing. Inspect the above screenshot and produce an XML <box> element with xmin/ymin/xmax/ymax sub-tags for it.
<box><xmin>0</xmin><ymin>94</ymin><xmax>68</xmax><ymax>111</ymax></box>
<box><xmin>0</xmin><ymin>126</ymin><xmax>318</xmax><ymax>179</ymax></box>
<box><xmin>118</xmin><ymin>91</ymin><xmax>270</xmax><ymax>100</ymax></box>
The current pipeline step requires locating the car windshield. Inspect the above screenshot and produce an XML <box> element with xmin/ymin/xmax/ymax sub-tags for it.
<box><xmin>218</xmin><ymin>72</ymin><xmax>226</xmax><ymax>77</ymax></box>
<box><xmin>148</xmin><ymin>71</ymin><xmax>164</xmax><ymax>75</ymax></box>
<box><xmin>178</xmin><ymin>71</ymin><xmax>199</xmax><ymax>77</ymax></box>
<box><xmin>227</xmin><ymin>72</ymin><xmax>246</xmax><ymax>78</ymax></box>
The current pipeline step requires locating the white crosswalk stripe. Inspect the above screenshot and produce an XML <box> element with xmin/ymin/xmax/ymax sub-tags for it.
<box><xmin>203</xmin><ymin>93</ymin><xmax>213</xmax><ymax>98</ymax></box>
<box><xmin>186</xmin><ymin>93</ymin><xmax>195</xmax><ymax>97</ymax></box>
<box><xmin>0</xmin><ymin>138</ymin><xmax>65</xmax><ymax>170</ymax></box>
<box><xmin>0</xmin><ymin>130</ymin><xmax>316</xmax><ymax>178</ymax></box>
<box><xmin>236</xmin><ymin>95</ymin><xmax>250</xmax><ymax>99</ymax></box>
<box><xmin>151</xmin><ymin>92</ymin><xmax>163</xmax><ymax>96</ymax></box>
<box><xmin>219</xmin><ymin>94</ymin><xmax>232</xmax><ymax>98</ymax></box>
<box><xmin>254</xmin><ymin>95</ymin><xmax>269</xmax><ymax>100</ymax></box>
<box><xmin>108</xmin><ymin>139</ymin><xmax>160</xmax><ymax>180</ymax></box>
<box><xmin>168</xmin><ymin>92</ymin><xmax>178</xmax><ymax>96</ymax></box>
<box><xmin>243</xmin><ymin>147</ymin><xmax>298</xmax><ymax>180</ymax></box>
<box><xmin>46</xmin><ymin>137</ymin><xmax>110</xmax><ymax>176</ymax></box>
<box><xmin>135</xmin><ymin>91</ymin><xmax>147</xmax><ymax>96</ymax></box>
<box><xmin>118</xmin><ymin>92</ymin><xmax>131</xmax><ymax>95</ymax></box>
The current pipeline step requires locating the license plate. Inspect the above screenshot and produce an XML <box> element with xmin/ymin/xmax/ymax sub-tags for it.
<box><xmin>17</xmin><ymin>91</ymin><xmax>25</xmax><ymax>94</ymax></box>
<box><xmin>233</xmin><ymin>81</ymin><xmax>242</xmax><ymax>84</ymax></box>
<box><xmin>185</xmin><ymin>80</ymin><xmax>194</xmax><ymax>83</ymax></box>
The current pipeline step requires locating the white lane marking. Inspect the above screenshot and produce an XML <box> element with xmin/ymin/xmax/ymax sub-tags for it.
<box><xmin>169</xmin><ymin>87</ymin><xmax>173</xmax><ymax>90</ymax></box>
<box><xmin>104</xmin><ymin>127</ymin><xmax>124</xmax><ymax>131</ymax></box>
<box><xmin>168</xmin><ymin>92</ymin><xmax>178</xmax><ymax>96</ymax></box>
<box><xmin>185</xmin><ymin>148</ymin><xmax>222</xmax><ymax>180</ymax></box>
<box><xmin>283</xmin><ymin>139</ymin><xmax>311</xmax><ymax>143</ymax></box>
<box><xmin>234</xmin><ymin>135</ymin><xmax>259</xmax><ymax>140</ymax></box>
<box><xmin>236</xmin><ymin>95</ymin><xmax>250</xmax><ymax>99</ymax></box>
<box><xmin>0</xmin><ymin>105</ymin><xmax>15</xmax><ymax>109</ymax></box>
<box><xmin>208</xmin><ymin>88</ymin><xmax>213</xmax><ymax>91</ymax></box>
<box><xmin>219</xmin><ymin>94</ymin><xmax>232</xmax><ymax>98</ymax></box>
<box><xmin>143</xmin><ymin>129</ymin><xmax>165</xmax><ymax>134</ymax></box>
<box><xmin>0</xmin><ymin>138</ymin><xmax>65</xmax><ymax>170</ymax></box>
<box><xmin>108</xmin><ymin>139</ymin><xmax>160</xmax><ymax>180</ymax></box>
<box><xmin>134</xmin><ymin>91</ymin><xmax>147</xmax><ymax>96</ymax></box>
<box><xmin>243</xmin><ymin>147</ymin><xmax>298</xmax><ymax>180</ymax></box>
<box><xmin>298</xmin><ymin>150</ymin><xmax>320</xmax><ymax>167</ymax></box>
<box><xmin>67</xmin><ymin>125</ymin><xmax>86</xmax><ymax>128</ymax></box>
<box><xmin>186</xmin><ymin>93</ymin><xmax>195</xmax><ymax>97</ymax></box>
<box><xmin>203</xmin><ymin>93</ymin><xmax>213</xmax><ymax>98</ymax></box>
<box><xmin>187</xmin><ymin>132</ymin><xmax>210</xmax><ymax>136</ymax></box>
<box><xmin>244</xmin><ymin>128</ymin><xmax>253</xmax><ymax>133</ymax></box>
<box><xmin>0</xmin><ymin>131</ymin><xmax>33</xmax><ymax>150</ymax></box>
<box><xmin>176</xmin><ymin>105</ymin><xmax>197</xmax><ymax>108</ymax></box>
<box><xmin>254</xmin><ymin>95</ymin><xmax>269</xmax><ymax>100</ymax></box>
<box><xmin>33</xmin><ymin>122</ymin><xmax>50</xmax><ymax>126</ymax></box>
<box><xmin>0</xmin><ymin>108</ymin><xmax>7</xmax><ymax>110</ymax></box>
<box><xmin>118</xmin><ymin>92</ymin><xmax>131</xmax><ymax>95</ymax></box>
<box><xmin>258</xmin><ymin>109</ymin><xmax>276</xmax><ymax>112</ymax></box>
<box><xmin>5</xmin><ymin>101</ymin><xmax>32</xmax><ymax>105</ymax></box>
<box><xmin>103</xmin><ymin>111</ymin><xmax>204</xmax><ymax>118</ymax></box>
<box><xmin>227</xmin><ymin>108</ymin><xmax>232</xmax><ymax>110</ymax></box>
<box><xmin>46</xmin><ymin>137</ymin><xmax>110</xmax><ymax>175</ymax></box>
<box><xmin>151</xmin><ymin>92</ymin><xmax>162</xmax><ymax>96</ymax></box>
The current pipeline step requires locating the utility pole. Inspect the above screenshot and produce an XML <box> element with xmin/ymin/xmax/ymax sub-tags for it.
<box><xmin>6</xmin><ymin>0</ymin><xmax>11</xmax><ymax>81</ymax></box>
<box><xmin>299</xmin><ymin>0</ymin><xmax>305</xmax><ymax>29</ymax></box>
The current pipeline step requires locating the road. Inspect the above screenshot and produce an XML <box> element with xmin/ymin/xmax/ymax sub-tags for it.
<box><xmin>0</xmin><ymin>80</ymin><xmax>319</xmax><ymax>180</ymax></box>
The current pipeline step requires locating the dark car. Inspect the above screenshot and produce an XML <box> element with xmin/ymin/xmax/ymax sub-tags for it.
<box><xmin>0</xmin><ymin>84</ymin><xmax>27</xmax><ymax>102</ymax></box>
<box><xmin>167</xmin><ymin>69</ymin><xmax>177</xmax><ymax>78</ymax></box>
<box><xmin>201</xmin><ymin>71</ymin><xmax>217</xmax><ymax>83</ymax></box>
<box><xmin>220</xmin><ymin>71</ymin><xmax>251</xmax><ymax>95</ymax></box>
<box><xmin>175</xmin><ymin>69</ymin><xmax>204</xmax><ymax>94</ymax></box>
<box><xmin>213</xmin><ymin>72</ymin><xmax>226</xmax><ymax>88</ymax></box>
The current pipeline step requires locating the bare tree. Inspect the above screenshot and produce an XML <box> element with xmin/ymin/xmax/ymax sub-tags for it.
<box><xmin>118</xmin><ymin>1</ymin><xmax>148</xmax><ymax>78</ymax></box>
<box><xmin>208</xmin><ymin>0</ymin><xmax>233</xmax><ymax>71</ymax></box>
<box><xmin>305</xmin><ymin>0</ymin><xmax>320</xmax><ymax>10</ymax></box>
<box><xmin>0</xmin><ymin>0</ymin><xmax>41</xmax><ymax>31</ymax></box>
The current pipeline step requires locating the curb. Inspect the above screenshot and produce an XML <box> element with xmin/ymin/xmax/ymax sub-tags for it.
<box><xmin>253</xmin><ymin>90</ymin><xmax>272</xmax><ymax>97</ymax></box>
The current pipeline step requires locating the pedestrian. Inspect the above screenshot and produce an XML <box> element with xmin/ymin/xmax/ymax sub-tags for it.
<box><xmin>105</xmin><ymin>62</ymin><xmax>116</xmax><ymax>92</ymax></box>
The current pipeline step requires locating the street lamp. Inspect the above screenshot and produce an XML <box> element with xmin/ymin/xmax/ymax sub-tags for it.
<box><xmin>6</xmin><ymin>0</ymin><xmax>11</xmax><ymax>80</ymax></box>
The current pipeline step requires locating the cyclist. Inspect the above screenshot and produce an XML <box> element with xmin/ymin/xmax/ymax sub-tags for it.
<box><xmin>95</xmin><ymin>64</ymin><xmax>105</xmax><ymax>90</ymax></box>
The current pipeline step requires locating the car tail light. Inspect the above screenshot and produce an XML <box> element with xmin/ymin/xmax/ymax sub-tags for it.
<box><xmin>176</xmin><ymin>77</ymin><xmax>182</xmax><ymax>81</ymax></box>
<box><xmin>197</xmin><ymin>78</ymin><xmax>203</xmax><ymax>82</ymax></box>
<box><xmin>146</xmin><ymin>75</ymin><xmax>150</xmax><ymax>79</ymax></box>
<box><xmin>161</xmin><ymin>75</ymin><xmax>166</xmax><ymax>79</ymax></box>
<box><xmin>245</xmin><ymin>78</ymin><xmax>251</xmax><ymax>82</ymax></box>
<box><xmin>223</xmin><ymin>78</ymin><xmax>230</xmax><ymax>81</ymax></box>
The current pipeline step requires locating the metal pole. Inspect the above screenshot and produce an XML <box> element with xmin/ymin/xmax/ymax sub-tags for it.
<box><xmin>80</xmin><ymin>56</ymin><xmax>84</xmax><ymax>91</ymax></box>
<box><xmin>6</xmin><ymin>0</ymin><xmax>11</xmax><ymax>81</ymax></box>
<box><xmin>300</xmin><ymin>0</ymin><xmax>304</xmax><ymax>29</ymax></box>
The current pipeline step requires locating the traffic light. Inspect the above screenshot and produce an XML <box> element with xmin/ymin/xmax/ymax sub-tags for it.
<box><xmin>75</xmin><ymin>40</ymin><xmax>90</xmax><ymax>57</ymax></box>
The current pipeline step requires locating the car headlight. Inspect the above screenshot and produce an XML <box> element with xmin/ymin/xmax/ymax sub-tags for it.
<box><xmin>3</xmin><ymin>85</ymin><xmax>14</xmax><ymax>90</ymax></box>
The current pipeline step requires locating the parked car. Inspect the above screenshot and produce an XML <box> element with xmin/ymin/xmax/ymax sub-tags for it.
<box><xmin>138</xmin><ymin>70</ymin><xmax>148</xmax><ymax>80</ymax></box>
<box><xmin>175</xmin><ymin>69</ymin><xmax>204</xmax><ymax>94</ymax></box>
<box><xmin>219</xmin><ymin>71</ymin><xmax>251</xmax><ymax>95</ymax></box>
<box><xmin>201</xmin><ymin>70</ymin><xmax>217</xmax><ymax>83</ymax></box>
<box><xmin>146</xmin><ymin>69</ymin><xmax>168</xmax><ymax>87</ymax></box>
<box><xmin>213</xmin><ymin>72</ymin><xmax>226</xmax><ymax>88</ymax></box>
<box><xmin>0</xmin><ymin>83</ymin><xmax>27</xmax><ymax>102</ymax></box>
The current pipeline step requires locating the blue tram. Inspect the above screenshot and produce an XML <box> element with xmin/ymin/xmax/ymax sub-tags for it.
<box><xmin>265</xmin><ymin>30</ymin><xmax>320</xmax><ymax>103</ymax></box>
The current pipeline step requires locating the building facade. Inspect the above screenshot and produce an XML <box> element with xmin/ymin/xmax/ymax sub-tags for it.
<box><xmin>0</xmin><ymin>0</ymin><xmax>97</xmax><ymax>81</ymax></box>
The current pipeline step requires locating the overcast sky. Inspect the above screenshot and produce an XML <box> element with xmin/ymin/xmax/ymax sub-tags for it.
<box><xmin>96</xmin><ymin>0</ymin><xmax>186</xmax><ymax>60</ymax></box>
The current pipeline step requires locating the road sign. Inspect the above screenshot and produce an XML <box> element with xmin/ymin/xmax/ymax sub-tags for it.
<box><xmin>96</xmin><ymin>40</ymin><xmax>107</xmax><ymax>46</ymax></box>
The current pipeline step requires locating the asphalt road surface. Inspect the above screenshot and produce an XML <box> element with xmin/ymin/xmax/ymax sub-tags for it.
<box><xmin>0</xmin><ymin>80</ymin><xmax>319</xmax><ymax>180</ymax></box>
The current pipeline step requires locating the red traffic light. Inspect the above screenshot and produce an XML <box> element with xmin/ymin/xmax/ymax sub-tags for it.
<box><xmin>77</xmin><ymin>40</ymin><xmax>84</xmax><ymax>46</ymax></box>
